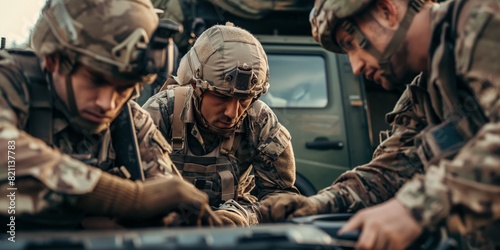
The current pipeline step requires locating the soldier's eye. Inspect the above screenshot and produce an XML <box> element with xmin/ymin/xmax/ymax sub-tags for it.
<box><xmin>340</xmin><ymin>38</ymin><xmax>354</xmax><ymax>52</ymax></box>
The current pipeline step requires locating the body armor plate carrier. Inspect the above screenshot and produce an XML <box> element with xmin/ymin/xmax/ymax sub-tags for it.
<box><xmin>170</xmin><ymin>86</ymin><xmax>243</xmax><ymax>206</ymax></box>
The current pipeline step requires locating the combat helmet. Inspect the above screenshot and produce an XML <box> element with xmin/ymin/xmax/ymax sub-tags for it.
<box><xmin>31</xmin><ymin>0</ymin><xmax>170</xmax><ymax>133</ymax></box>
<box><xmin>176</xmin><ymin>22</ymin><xmax>269</xmax><ymax>99</ymax></box>
<box><xmin>32</xmin><ymin>0</ymin><xmax>168</xmax><ymax>84</ymax></box>
<box><xmin>175</xmin><ymin>22</ymin><xmax>269</xmax><ymax>134</ymax></box>
<box><xmin>309</xmin><ymin>0</ymin><xmax>426</xmax><ymax>82</ymax></box>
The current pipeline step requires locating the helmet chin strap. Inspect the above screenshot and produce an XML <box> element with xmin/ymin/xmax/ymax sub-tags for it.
<box><xmin>65</xmin><ymin>74</ymin><xmax>79</xmax><ymax>116</ymax></box>
<box><xmin>192</xmin><ymin>89</ymin><xmax>246</xmax><ymax>136</ymax></box>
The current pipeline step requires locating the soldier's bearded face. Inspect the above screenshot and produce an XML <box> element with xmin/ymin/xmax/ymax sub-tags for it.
<box><xmin>200</xmin><ymin>90</ymin><xmax>252</xmax><ymax>129</ymax></box>
<box><xmin>53</xmin><ymin>63</ymin><xmax>136</xmax><ymax>126</ymax></box>
<box><xmin>334</xmin><ymin>17</ymin><xmax>414</xmax><ymax>90</ymax></box>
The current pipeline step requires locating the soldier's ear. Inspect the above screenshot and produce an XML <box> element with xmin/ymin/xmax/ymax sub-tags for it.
<box><xmin>373</xmin><ymin>0</ymin><xmax>399</xmax><ymax>28</ymax></box>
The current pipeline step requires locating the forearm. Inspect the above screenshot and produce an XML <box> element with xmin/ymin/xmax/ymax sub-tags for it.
<box><xmin>397</xmin><ymin>122</ymin><xmax>500</xmax><ymax>233</ymax></box>
<box><xmin>0</xmin><ymin>121</ymin><xmax>102</xmax><ymax>196</ymax></box>
<box><xmin>311</xmin><ymin>127</ymin><xmax>425</xmax><ymax>214</ymax></box>
<box><xmin>0</xmin><ymin>125</ymin><xmax>103</xmax><ymax>216</ymax></box>
<box><xmin>0</xmin><ymin>114</ymin><xmax>180</xmax><ymax>218</ymax></box>
<box><xmin>314</xmin><ymin>158</ymin><xmax>423</xmax><ymax>214</ymax></box>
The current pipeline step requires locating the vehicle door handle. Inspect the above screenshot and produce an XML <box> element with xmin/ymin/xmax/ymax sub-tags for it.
<box><xmin>305</xmin><ymin>138</ymin><xmax>344</xmax><ymax>150</ymax></box>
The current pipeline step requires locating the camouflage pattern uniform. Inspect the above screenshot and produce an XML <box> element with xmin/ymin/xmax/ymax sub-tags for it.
<box><xmin>0</xmin><ymin>0</ymin><xmax>183</xmax><ymax>229</ymax></box>
<box><xmin>395</xmin><ymin>1</ymin><xmax>500</xmax><ymax>248</ymax></box>
<box><xmin>0</xmin><ymin>54</ymin><xmax>177</xmax><ymax>229</ymax></box>
<box><xmin>143</xmin><ymin>24</ymin><xmax>299</xmax><ymax>225</ymax></box>
<box><xmin>306</xmin><ymin>0</ymin><xmax>500</xmax><ymax>248</ymax></box>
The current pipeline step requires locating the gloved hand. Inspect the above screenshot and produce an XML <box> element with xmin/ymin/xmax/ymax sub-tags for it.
<box><xmin>76</xmin><ymin>172</ymin><xmax>222</xmax><ymax>227</ymax></box>
<box><xmin>214</xmin><ymin>209</ymin><xmax>250</xmax><ymax>227</ymax></box>
<box><xmin>162</xmin><ymin>204</ymin><xmax>223</xmax><ymax>227</ymax></box>
<box><xmin>259</xmin><ymin>194</ymin><xmax>323</xmax><ymax>223</ymax></box>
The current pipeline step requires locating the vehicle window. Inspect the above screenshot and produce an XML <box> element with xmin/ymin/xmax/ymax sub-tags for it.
<box><xmin>261</xmin><ymin>54</ymin><xmax>328</xmax><ymax>108</ymax></box>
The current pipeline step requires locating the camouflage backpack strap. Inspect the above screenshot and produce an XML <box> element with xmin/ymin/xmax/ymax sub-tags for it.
<box><xmin>219</xmin><ymin>121</ymin><xmax>248</xmax><ymax>202</ymax></box>
<box><xmin>8</xmin><ymin>50</ymin><xmax>53</xmax><ymax>146</ymax></box>
<box><xmin>171</xmin><ymin>86</ymin><xmax>190</xmax><ymax>150</ymax></box>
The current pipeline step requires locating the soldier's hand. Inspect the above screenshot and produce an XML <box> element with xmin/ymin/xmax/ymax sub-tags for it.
<box><xmin>259</xmin><ymin>194</ymin><xmax>322</xmax><ymax>222</ymax></box>
<box><xmin>76</xmin><ymin>173</ymin><xmax>222</xmax><ymax>226</ymax></box>
<box><xmin>168</xmin><ymin>179</ymin><xmax>223</xmax><ymax>227</ymax></box>
<box><xmin>163</xmin><ymin>204</ymin><xmax>223</xmax><ymax>227</ymax></box>
<box><xmin>214</xmin><ymin>209</ymin><xmax>250</xmax><ymax>227</ymax></box>
<box><xmin>339</xmin><ymin>198</ymin><xmax>422</xmax><ymax>250</ymax></box>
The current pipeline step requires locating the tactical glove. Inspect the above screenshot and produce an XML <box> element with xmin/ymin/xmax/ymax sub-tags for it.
<box><xmin>259</xmin><ymin>194</ymin><xmax>324</xmax><ymax>223</ymax></box>
<box><xmin>214</xmin><ymin>209</ymin><xmax>250</xmax><ymax>226</ymax></box>
<box><xmin>75</xmin><ymin>172</ymin><xmax>222</xmax><ymax>227</ymax></box>
<box><xmin>214</xmin><ymin>199</ymin><xmax>251</xmax><ymax>226</ymax></box>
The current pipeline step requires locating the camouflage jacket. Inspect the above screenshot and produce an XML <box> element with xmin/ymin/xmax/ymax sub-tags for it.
<box><xmin>0</xmin><ymin>50</ymin><xmax>178</xmax><ymax>228</ymax></box>
<box><xmin>395</xmin><ymin>1</ymin><xmax>500</xmax><ymax>248</ymax></box>
<box><xmin>143</xmin><ymin>85</ymin><xmax>299</xmax><ymax>223</ymax></box>
<box><xmin>311</xmin><ymin>0</ymin><xmax>500</xmax><ymax>247</ymax></box>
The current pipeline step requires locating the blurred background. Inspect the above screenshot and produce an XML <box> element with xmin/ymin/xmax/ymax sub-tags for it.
<box><xmin>0</xmin><ymin>0</ymin><xmax>46</xmax><ymax>48</ymax></box>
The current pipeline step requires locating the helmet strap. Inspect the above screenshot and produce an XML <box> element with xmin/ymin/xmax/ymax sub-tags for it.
<box><xmin>62</xmin><ymin>54</ymin><xmax>80</xmax><ymax>116</ymax></box>
<box><xmin>65</xmin><ymin>74</ymin><xmax>79</xmax><ymax>116</ymax></box>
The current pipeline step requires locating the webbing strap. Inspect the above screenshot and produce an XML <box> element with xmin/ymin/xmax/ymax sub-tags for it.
<box><xmin>219</xmin><ymin>170</ymin><xmax>236</xmax><ymax>202</ymax></box>
<box><xmin>171</xmin><ymin>86</ymin><xmax>190</xmax><ymax>150</ymax></box>
<box><xmin>379</xmin><ymin>0</ymin><xmax>426</xmax><ymax>60</ymax></box>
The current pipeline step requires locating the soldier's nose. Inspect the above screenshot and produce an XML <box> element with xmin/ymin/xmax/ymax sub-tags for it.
<box><xmin>349</xmin><ymin>54</ymin><xmax>365</xmax><ymax>76</ymax></box>
<box><xmin>224</xmin><ymin>99</ymin><xmax>239</xmax><ymax>119</ymax></box>
<box><xmin>95</xmin><ymin>86</ymin><xmax>117</xmax><ymax>112</ymax></box>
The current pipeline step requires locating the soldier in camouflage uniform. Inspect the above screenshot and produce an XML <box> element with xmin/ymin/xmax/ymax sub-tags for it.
<box><xmin>260</xmin><ymin>0</ymin><xmax>500</xmax><ymax>249</ymax></box>
<box><xmin>0</xmin><ymin>0</ymin><xmax>221</xmax><ymax>230</ymax></box>
<box><xmin>143</xmin><ymin>23</ymin><xmax>299</xmax><ymax>226</ymax></box>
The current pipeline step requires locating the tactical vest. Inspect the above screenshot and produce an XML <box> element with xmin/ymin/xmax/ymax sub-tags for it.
<box><xmin>169</xmin><ymin>86</ymin><xmax>243</xmax><ymax>207</ymax></box>
<box><xmin>3</xmin><ymin>50</ymin><xmax>127</xmax><ymax>176</ymax></box>
<box><xmin>412</xmin><ymin>0</ymin><xmax>488</xmax><ymax>168</ymax></box>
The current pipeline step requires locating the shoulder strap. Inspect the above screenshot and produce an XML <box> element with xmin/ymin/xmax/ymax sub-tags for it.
<box><xmin>8</xmin><ymin>50</ymin><xmax>53</xmax><ymax>146</ymax></box>
<box><xmin>171</xmin><ymin>86</ymin><xmax>190</xmax><ymax>150</ymax></box>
